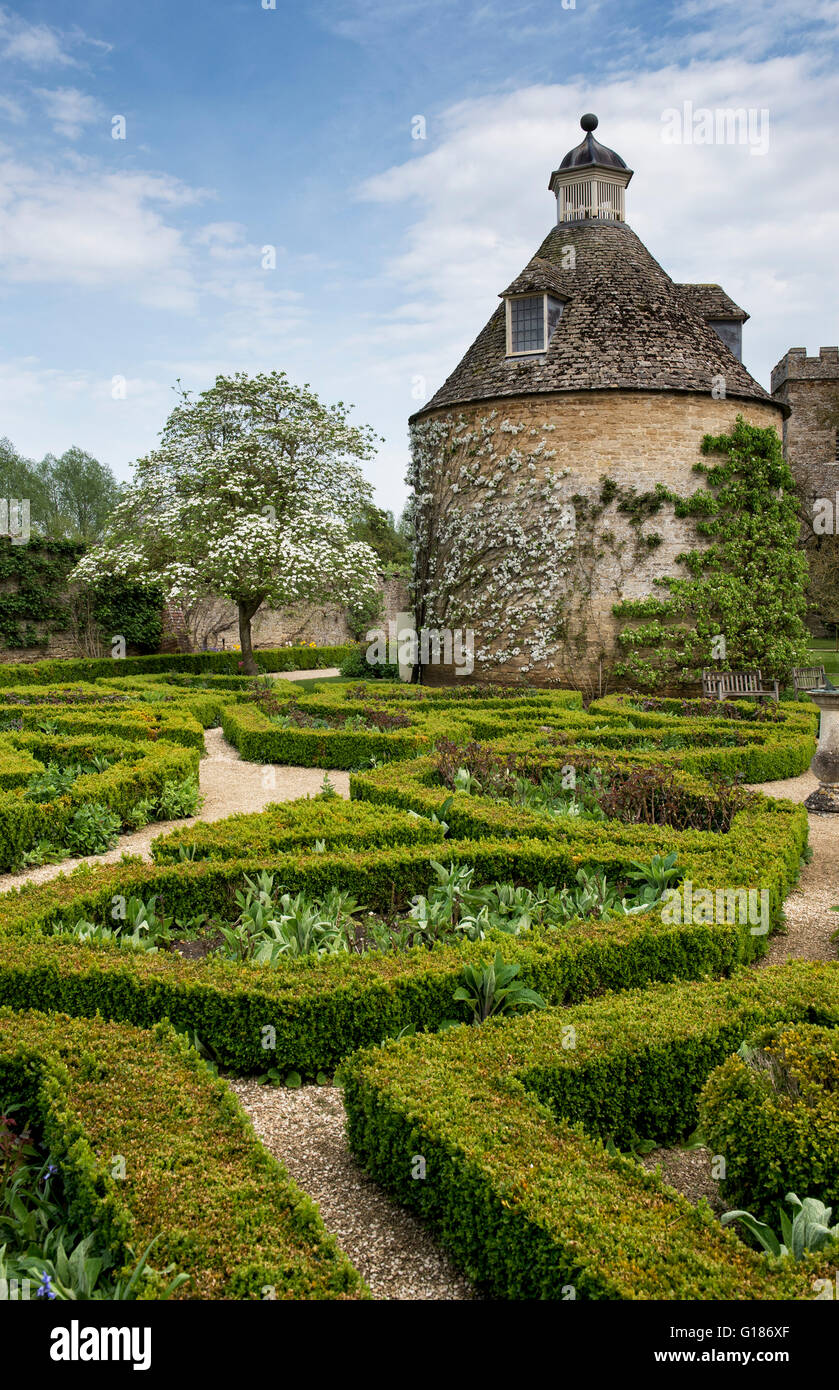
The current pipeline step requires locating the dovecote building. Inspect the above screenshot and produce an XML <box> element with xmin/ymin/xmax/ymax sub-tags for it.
<box><xmin>409</xmin><ymin>114</ymin><xmax>787</xmax><ymax>688</ymax></box>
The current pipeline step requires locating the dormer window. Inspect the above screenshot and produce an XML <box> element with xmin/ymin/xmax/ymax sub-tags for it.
<box><xmin>506</xmin><ymin>294</ymin><xmax>565</xmax><ymax>357</ymax></box>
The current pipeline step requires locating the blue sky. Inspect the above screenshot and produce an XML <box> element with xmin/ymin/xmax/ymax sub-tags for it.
<box><xmin>1</xmin><ymin>0</ymin><xmax>837</xmax><ymax>514</ymax></box>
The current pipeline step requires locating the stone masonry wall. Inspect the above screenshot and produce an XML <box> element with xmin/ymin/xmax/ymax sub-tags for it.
<box><xmin>180</xmin><ymin>573</ymin><xmax>409</xmax><ymax>654</ymax></box>
<box><xmin>771</xmin><ymin>346</ymin><xmax>839</xmax><ymax>515</ymax></box>
<box><xmin>417</xmin><ymin>388</ymin><xmax>784</xmax><ymax>689</ymax></box>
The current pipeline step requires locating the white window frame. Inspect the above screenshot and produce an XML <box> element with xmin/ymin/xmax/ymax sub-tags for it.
<box><xmin>505</xmin><ymin>293</ymin><xmax>564</xmax><ymax>358</ymax></box>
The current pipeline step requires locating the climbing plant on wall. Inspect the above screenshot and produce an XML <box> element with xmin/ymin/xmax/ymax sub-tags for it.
<box><xmin>0</xmin><ymin>538</ymin><xmax>163</xmax><ymax>655</ymax></box>
<box><xmin>613</xmin><ymin>416</ymin><xmax>810</xmax><ymax>689</ymax></box>
<box><xmin>409</xmin><ymin>412</ymin><xmax>576</xmax><ymax>675</ymax></box>
<box><xmin>0</xmin><ymin>538</ymin><xmax>83</xmax><ymax>650</ymax></box>
<box><xmin>88</xmin><ymin>577</ymin><xmax>164</xmax><ymax>653</ymax></box>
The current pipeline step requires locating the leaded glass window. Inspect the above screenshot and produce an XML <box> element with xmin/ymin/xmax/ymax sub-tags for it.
<box><xmin>510</xmin><ymin>296</ymin><xmax>544</xmax><ymax>353</ymax></box>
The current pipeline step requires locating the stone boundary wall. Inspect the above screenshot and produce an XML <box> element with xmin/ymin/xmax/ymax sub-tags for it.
<box><xmin>0</xmin><ymin>574</ymin><xmax>410</xmax><ymax>664</ymax></box>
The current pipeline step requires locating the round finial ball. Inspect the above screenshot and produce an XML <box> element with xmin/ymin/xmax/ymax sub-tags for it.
<box><xmin>580</xmin><ymin>113</ymin><xmax>598</xmax><ymax>132</ymax></box>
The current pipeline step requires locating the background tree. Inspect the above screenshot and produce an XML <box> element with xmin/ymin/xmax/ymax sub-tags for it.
<box><xmin>348</xmin><ymin>502</ymin><xmax>411</xmax><ymax>570</ymax></box>
<box><xmin>807</xmin><ymin>538</ymin><xmax>839</xmax><ymax>648</ymax></box>
<box><xmin>0</xmin><ymin>439</ymin><xmax>120</xmax><ymax>543</ymax></box>
<box><xmin>71</xmin><ymin>371</ymin><xmax>381</xmax><ymax>672</ymax></box>
<box><xmin>41</xmin><ymin>448</ymin><xmax>122</xmax><ymax>543</ymax></box>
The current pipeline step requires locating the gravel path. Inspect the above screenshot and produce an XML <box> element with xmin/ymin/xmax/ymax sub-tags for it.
<box><xmin>270</xmin><ymin>668</ymin><xmax>341</xmax><ymax>682</ymax></box>
<box><xmin>230</xmin><ymin>1079</ymin><xmax>476</xmax><ymax>1301</ymax></box>
<box><xmin>0</xmin><ymin>726</ymin><xmax>350</xmax><ymax>893</ymax></box>
<box><xmin>745</xmin><ymin>770</ymin><xmax>839</xmax><ymax>966</ymax></box>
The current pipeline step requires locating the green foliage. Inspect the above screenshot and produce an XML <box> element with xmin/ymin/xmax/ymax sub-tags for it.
<box><xmin>339</xmin><ymin>644</ymin><xmax>401</xmax><ymax>679</ymax></box>
<box><xmin>0</xmin><ymin>653</ymin><xmax>829</xmax><ymax>1306</ymax></box>
<box><xmin>613</xmin><ymin>417</ymin><xmax>810</xmax><ymax>688</ymax></box>
<box><xmin>348</xmin><ymin>503</ymin><xmax>411</xmax><ymax>570</ymax></box>
<box><xmin>699</xmin><ymin>1022</ymin><xmax>839</xmax><ymax>1224</ymax></box>
<box><xmin>89</xmin><ymin>577</ymin><xmax>163</xmax><ymax>654</ymax></box>
<box><xmin>453</xmin><ymin>950</ymin><xmax>547</xmax><ymax>1022</ymax></box>
<box><xmin>0</xmin><ymin>644</ymin><xmax>356</xmax><ymax>684</ymax></box>
<box><xmin>721</xmin><ymin>1193</ymin><xmax>839</xmax><ymax>1261</ymax></box>
<box><xmin>0</xmin><ymin>1012</ymin><xmax>367</xmax><ymax>1299</ymax></box>
<box><xmin>69</xmin><ymin>372</ymin><xmax>380</xmax><ymax>671</ymax></box>
<box><xmin>341</xmin><ymin>965</ymin><xmax>839</xmax><ymax>1299</ymax></box>
<box><xmin>0</xmin><ymin>538</ymin><xmax>83</xmax><ymax>651</ymax></box>
<box><xmin>0</xmin><ymin>441</ymin><xmax>120</xmax><ymax>544</ymax></box>
<box><xmin>157</xmin><ymin>775</ymin><xmax>202</xmax><ymax>820</ymax></box>
<box><xmin>64</xmin><ymin>802</ymin><xmax>122</xmax><ymax>855</ymax></box>
<box><xmin>0</xmin><ymin>1105</ymin><xmax>187</xmax><ymax>1300</ymax></box>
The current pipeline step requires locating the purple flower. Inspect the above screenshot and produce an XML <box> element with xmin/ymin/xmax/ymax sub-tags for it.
<box><xmin>36</xmin><ymin>1272</ymin><xmax>56</xmax><ymax>1300</ymax></box>
<box><xmin>41</xmin><ymin>1163</ymin><xmax>58</xmax><ymax>1184</ymax></box>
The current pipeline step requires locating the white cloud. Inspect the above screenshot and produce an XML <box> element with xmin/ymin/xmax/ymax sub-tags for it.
<box><xmin>33</xmin><ymin>86</ymin><xmax>103</xmax><ymax>139</ymax></box>
<box><xmin>0</xmin><ymin>160</ymin><xmax>206</xmax><ymax>306</ymax></box>
<box><xmin>0</xmin><ymin>8</ymin><xmax>76</xmax><ymax>67</ymax></box>
<box><xmin>0</xmin><ymin>93</ymin><xmax>24</xmax><ymax>122</ymax></box>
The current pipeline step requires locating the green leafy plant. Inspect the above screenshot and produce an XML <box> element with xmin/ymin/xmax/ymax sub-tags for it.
<box><xmin>721</xmin><ymin>1193</ymin><xmax>839</xmax><ymax>1260</ymax></box>
<box><xmin>64</xmin><ymin>802</ymin><xmax>122</xmax><ymax>855</ymax></box>
<box><xmin>20</xmin><ymin>839</ymin><xmax>66</xmax><ymax>868</ymax></box>
<box><xmin>124</xmin><ymin>798</ymin><xmax>156</xmax><ymax>831</ymax></box>
<box><xmin>156</xmin><ymin>775</ymin><xmax>202</xmax><ymax>820</ymax></box>
<box><xmin>453</xmin><ymin>951</ymin><xmax>546</xmax><ymax>1023</ymax></box>
<box><xmin>0</xmin><ymin>1103</ymin><xmax>187</xmax><ymax>1300</ymax></box>
<box><xmin>24</xmin><ymin>761</ymin><xmax>81</xmax><ymax>802</ymax></box>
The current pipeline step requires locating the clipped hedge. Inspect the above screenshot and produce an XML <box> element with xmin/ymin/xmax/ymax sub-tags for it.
<box><xmin>221</xmin><ymin>701</ymin><xmax>433</xmax><ymax>768</ymax></box>
<box><xmin>699</xmin><ymin>1021</ymin><xmax>839</xmax><ymax>1226</ymax></box>
<box><xmin>341</xmin><ymin>963</ymin><xmax>839</xmax><ymax>1300</ymax></box>
<box><xmin>152</xmin><ymin>797</ymin><xmax>444</xmax><ymax>862</ymax></box>
<box><xmin>0</xmin><ymin>644</ymin><xmax>354</xmax><ymax>685</ymax></box>
<box><xmin>0</xmin><ymin>795</ymin><xmax>807</xmax><ymax>1073</ymax></box>
<box><xmin>0</xmin><ymin>1008</ymin><xmax>366</xmax><ymax>1299</ymax></box>
<box><xmin>0</xmin><ymin>735</ymin><xmax>199</xmax><ymax>870</ymax></box>
<box><xmin>0</xmin><ymin>658</ymin><xmax>829</xmax><ymax>1301</ymax></box>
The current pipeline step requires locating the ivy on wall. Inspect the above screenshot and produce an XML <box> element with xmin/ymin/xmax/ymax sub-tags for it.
<box><xmin>0</xmin><ymin>539</ymin><xmax>83</xmax><ymax>650</ymax></box>
<box><xmin>0</xmin><ymin>539</ymin><xmax>162</xmax><ymax>654</ymax></box>
<box><xmin>613</xmin><ymin>416</ymin><xmax>810</xmax><ymax>689</ymax></box>
<box><xmin>89</xmin><ymin>576</ymin><xmax>164</xmax><ymax>653</ymax></box>
<box><xmin>548</xmin><ymin>479</ymin><xmax>669</xmax><ymax>696</ymax></box>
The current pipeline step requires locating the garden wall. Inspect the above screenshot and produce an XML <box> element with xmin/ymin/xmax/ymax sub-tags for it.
<box><xmin>163</xmin><ymin>572</ymin><xmax>410</xmax><ymax>653</ymax></box>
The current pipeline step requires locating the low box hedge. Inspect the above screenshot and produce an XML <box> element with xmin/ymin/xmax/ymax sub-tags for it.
<box><xmin>0</xmin><ymin>736</ymin><xmax>199</xmax><ymax>870</ymax></box>
<box><xmin>0</xmin><ymin>644</ymin><xmax>355</xmax><ymax>685</ymax></box>
<box><xmin>0</xmin><ymin>1008</ymin><xmax>366</xmax><ymax>1299</ymax></box>
<box><xmin>152</xmin><ymin>797</ymin><xmax>444</xmax><ymax>862</ymax></box>
<box><xmin>0</xmin><ymin>792</ymin><xmax>807</xmax><ymax>1072</ymax></box>
<box><xmin>221</xmin><ymin>701</ymin><xmax>433</xmax><ymax>768</ymax></box>
<box><xmin>341</xmin><ymin>962</ymin><xmax>839</xmax><ymax>1300</ymax></box>
<box><xmin>698</xmin><ymin>1021</ymin><xmax>839</xmax><ymax>1226</ymax></box>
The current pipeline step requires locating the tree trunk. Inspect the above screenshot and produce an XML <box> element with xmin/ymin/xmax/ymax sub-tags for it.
<box><xmin>237</xmin><ymin>598</ymin><xmax>262</xmax><ymax>675</ymax></box>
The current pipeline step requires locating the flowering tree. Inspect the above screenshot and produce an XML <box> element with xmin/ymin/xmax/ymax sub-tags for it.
<box><xmin>72</xmin><ymin>372</ymin><xmax>381</xmax><ymax>672</ymax></box>
<box><xmin>409</xmin><ymin>412</ymin><xmax>576</xmax><ymax>675</ymax></box>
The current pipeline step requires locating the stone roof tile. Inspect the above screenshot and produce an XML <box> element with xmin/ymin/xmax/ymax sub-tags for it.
<box><xmin>676</xmin><ymin>283</ymin><xmax>749</xmax><ymax>323</ymax></box>
<box><xmin>413</xmin><ymin>221</ymin><xmax>775</xmax><ymax>419</ymax></box>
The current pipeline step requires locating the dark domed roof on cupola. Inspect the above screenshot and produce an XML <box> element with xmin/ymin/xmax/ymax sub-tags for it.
<box><xmin>558</xmin><ymin>113</ymin><xmax>628</xmax><ymax>171</ymax></box>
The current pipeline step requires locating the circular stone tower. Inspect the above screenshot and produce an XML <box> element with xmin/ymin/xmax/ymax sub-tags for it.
<box><xmin>408</xmin><ymin>115</ymin><xmax>786</xmax><ymax>689</ymax></box>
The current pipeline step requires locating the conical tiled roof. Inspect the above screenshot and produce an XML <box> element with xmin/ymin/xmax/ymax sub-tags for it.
<box><xmin>413</xmin><ymin>221</ymin><xmax>777</xmax><ymax>419</ymax></box>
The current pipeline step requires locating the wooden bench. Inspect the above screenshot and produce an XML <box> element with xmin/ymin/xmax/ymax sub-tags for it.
<box><xmin>701</xmin><ymin>668</ymin><xmax>780</xmax><ymax>702</ymax></box>
<box><xmin>791</xmin><ymin>664</ymin><xmax>827</xmax><ymax>698</ymax></box>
